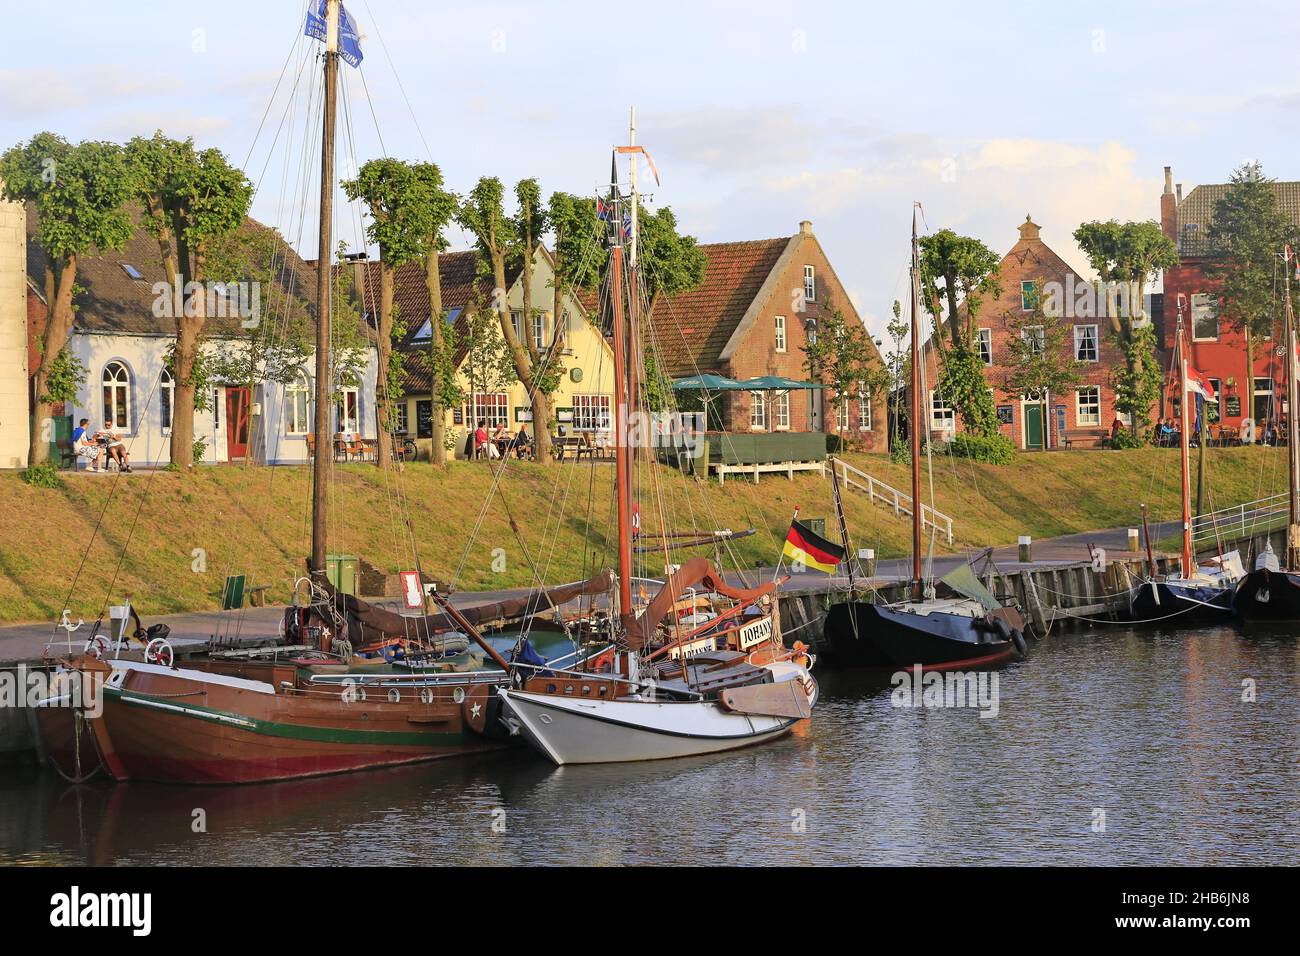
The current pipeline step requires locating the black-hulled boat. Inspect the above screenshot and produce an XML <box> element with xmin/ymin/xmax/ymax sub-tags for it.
<box><xmin>1235</xmin><ymin>250</ymin><xmax>1300</xmax><ymax>622</ymax></box>
<box><xmin>821</xmin><ymin>208</ymin><xmax>1027</xmax><ymax>671</ymax></box>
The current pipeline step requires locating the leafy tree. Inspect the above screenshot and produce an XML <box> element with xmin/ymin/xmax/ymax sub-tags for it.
<box><xmin>1073</xmin><ymin>219</ymin><xmax>1178</xmax><ymax>438</ymax></box>
<box><xmin>126</xmin><ymin>132</ymin><xmax>253</xmax><ymax>469</ymax></box>
<box><xmin>803</xmin><ymin>302</ymin><xmax>888</xmax><ymax>440</ymax></box>
<box><xmin>1001</xmin><ymin>283</ymin><xmax>1083</xmax><ymax>447</ymax></box>
<box><xmin>918</xmin><ymin>229</ymin><xmax>1002</xmax><ymax>436</ymax></box>
<box><xmin>1</xmin><ymin>133</ymin><xmax>134</xmax><ymax>466</ymax></box>
<box><xmin>637</xmin><ymin>205</ymin><xmax>707</xmax><ymax>298</ymax></box>
<box><xmin>885</xmin><ymin>299</ymin><xmax>909</xmax><ymax>449</ymax></box>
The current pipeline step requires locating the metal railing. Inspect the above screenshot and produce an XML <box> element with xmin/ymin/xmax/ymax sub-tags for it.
<box><xmin>828</xmin><ymin>456</ymin><xmax>954</xmax><ymax>545</ymax></box>
<box><xmin>1191</xmin><ymin>492</ymin><xmax>1290</xmax><ymax>546</ymax></box>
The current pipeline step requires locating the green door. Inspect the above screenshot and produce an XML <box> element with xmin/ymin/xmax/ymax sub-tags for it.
<box><xmin>1024</xmin><ymin>403</ymin><xmax>1044</xmax><ymax>450</ymax></box>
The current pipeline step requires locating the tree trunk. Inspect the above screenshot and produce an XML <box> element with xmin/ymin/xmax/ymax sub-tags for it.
<box><xmin>493</xmin><ymin>250</ymin><xmax>551</xmax><ymax>464</ymax></box>
<box><xmin>425</xmin><ymin>251</ymin><xmax>448</xmax><ymax>466</ymax></box>
<box><xmin>28</xmin><ymin>258</ymin><xmax>79</xmax><ymax>468</ymax></box>
<box><xmin>374</xmin><ymin>258</ymin><xmax>394</xmax><ymax>470</ymax></box>
<box><xmin>169</xmin><ymin>315</ymin><xmax>202</xmax><ymax>468</ymax></box>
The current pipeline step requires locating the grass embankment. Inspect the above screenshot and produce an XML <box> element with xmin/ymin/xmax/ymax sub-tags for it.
<box><xmin>0</xmin><ymin>446</ymin><xmax>1287</xmax><ymax>624</ymax></box>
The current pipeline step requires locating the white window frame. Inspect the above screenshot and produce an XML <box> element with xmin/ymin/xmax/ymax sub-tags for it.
<box><xmin>532</xmin><ymin>312</ymin><xmax>546</xmax><ymax>350</ymax></box>
<box><xmin>335</xmin><ymin>386</ymin><xmax>360</xmax><ymax>435</ymax></box>
<box><xmin>285</xmin><ymin>373</ymin><xmax>309</xmax><ymax>435</ymax></box>
<box><xmin>803</xmin><ymin>265</ymin><xmax>815</xmax><ymax>303</ymax></box>
<box><xmin>213</xmin><ymin>387</ymin><xmax>223</xmax><ymax>431</ymax></box>
<box><xmin>467</xmin><ymin>392</ymin><xmax>510</xmax><ymax>430</ymax></box>
<box><xmin>1076</xmin><ymin>386</ymin><xmax>1101</xmax><ymax>427</ymax></box>
<box><xmin>858</xmin><ymin>391</ymin><xmax>872</xmax><ymax>431</ymax></box>
<box><xmin>1074</xmin><ymin>324</ymin><xmax>1099</xmax><ymax>362</ymax></box>
<box><xmin>159</xmin><ymin>368</ymin><xmax>174</xmax><ymax>433</ymax></box>
<box><xmin>749</xmin><ymin>391</ymin><xmax>767</xmax><ymax>430</ymax></box>
<box><xmin>774</xmin><ymin>314</ymin><xmax>787</xmax><ymax>353</ymax></box>
<box><xmin>1192</xmin><ymin>293</ymin><xmax>1220</xmax><ymax>342</ymax></box>
<box><xmin>394</xmin><ymin>401</ymin><xmax>409</xmax><ymax>434</ymax></box>
<box><xmin>572</xmin><ymin>393</ymin><xmax>612</xmax><ymax>432</ymax></box>
<box><xmin>1022</xmin><ymin>325</ymin><xmax>1045</xmax><ymax>356</ymax></box>
<box><xmin>774</xmin><ymin>391</ymin><xmax>790</xmax><ymax>430</ymax></box>
<box><xmin>102</xmin><ymin>361</ymin><xmax>132</xmax><ymax>433</ymax></box>
<box><xmin>978</xmin><ymin>328</ymin><xmax>993</xmax><ymax>366</ymax></box>
<box><xmin>929</xmin><ymin>390</ymin><xmax>955</xmax><ymax>433</ymax></box>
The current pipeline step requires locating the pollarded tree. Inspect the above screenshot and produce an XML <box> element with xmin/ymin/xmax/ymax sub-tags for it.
<box><xmin>0</xmin><ymin>133</ymin><xmax>134</xmax><ymax>467</ymax></box>
<box><xmin>126</xmin><ymin>132</ymin><xmax>253</xmax><ymax>469</ymax></box>
<box><xmin>803</xmin><ymin>303</ymin><xmax>889</xmax><ymax>440</ymax></box>
<box><xmin>918</xmin><ymin>229</ymin><xmax>1002</xmax><ymax>436</ymax></box>
<box><xmin>1073</xmin><ymin>219</ymin><xmax>1178</xmax><ymax>439</ymax></box>
<box><xmin>1001</xmin><ymin>283</ymin><xmax>1083</xmax><ymax>448</ymax></box>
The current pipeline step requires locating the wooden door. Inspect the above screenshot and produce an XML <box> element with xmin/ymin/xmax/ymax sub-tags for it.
<box><xmin>226</xmin><ymin>387</ymin><xmax>251</xmax><ymax>460</ymax></box>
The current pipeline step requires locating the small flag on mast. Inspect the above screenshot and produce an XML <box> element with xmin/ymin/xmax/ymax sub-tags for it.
<box><xmin>782</xmin><ymin>519</ymin><xmax>845</xmax><ymax>574</ymax></box>
<box><xmin>305</xmin><ymin>0</ymin><xmax>365</xmax><ymax>68</ymax></box>
<box><xmin>1186</xmin><ymin>366</ymin><xmax>1218</xmax><ymax>403</ymax></box>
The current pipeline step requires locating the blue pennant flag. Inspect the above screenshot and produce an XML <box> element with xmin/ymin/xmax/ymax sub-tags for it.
<box><xmin>305</xmin><ymin>0</ymin><xmax>364</xmax><ymax>68</ymax></box>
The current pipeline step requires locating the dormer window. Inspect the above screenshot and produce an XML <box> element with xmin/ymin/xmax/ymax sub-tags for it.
<box><xmin>121</xmin><ymin>264</ymin><xmax>143</xmax><ymax>280</ymax></box>
<box><xmin>803</xmin><ymin>265</ymin><xmax>815</xmax><ymax>302</ymax></box>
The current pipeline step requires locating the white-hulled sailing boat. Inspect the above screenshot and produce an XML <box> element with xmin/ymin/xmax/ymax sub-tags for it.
<box><xmin>493</xmin><ymin>123</ymin><xmax>817</xmax><ymax>765</ymax></box>
<box><xmin>822</xmin><ymin>206</ymin><xmax>1028</xmax><ymax>670</ymax></box>
<box><xmin>1129</xmin><ymin>298</ymin><xmax>1239</xmax><ymax>623</ymax></box>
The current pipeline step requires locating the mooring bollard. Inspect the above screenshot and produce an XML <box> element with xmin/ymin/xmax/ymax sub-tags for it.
<box><xmin>1128</xmin><ymin>528</ymin><xmax>1140</xmax><ymax>552</ymax></box>
<box><xmin>1018</xmin><ymin>535</ymin><xmax>1032</xmax><ymax>563</ymax></box>
<box><xmin>859</xmin><ymin>547</ymin><xmax>876</xmax><ymax>576</ymax></box>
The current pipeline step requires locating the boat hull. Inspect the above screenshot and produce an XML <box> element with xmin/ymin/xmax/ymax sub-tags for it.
<box><xmin>497</xmin><ymin>688</ymin><xmax>803</xmax><ymax>765</ymax></box>
<box><xmin>1233</xmin><ymin>568</ymin><xmax>1300</xmax><ymax>622</ymax></box>
<box><xmin>823</xmin><ymin>601</ymin><xmax>1019</xmax><ymax>669</ymax></box>
<box><xmin>1129</xmin><ymin>578</ymin><xmax>1235</xmax><ymax>624</ymax></box>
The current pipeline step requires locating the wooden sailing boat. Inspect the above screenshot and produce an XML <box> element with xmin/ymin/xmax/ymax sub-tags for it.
<box><xmin>32</xmin><ymin>0</ymin><xmax>539</xmax><ymax>784</ymax></box>
<box><xmin>822</xmin><ymin>206</ymin><xmax>1027</xmax><ymax>669</ymax></box>
<box><xmin>494</xmin><ymin>122</ymin><xmax>818</xmax><ymax>765</ymax></box>
<box><xmin>1129</xmin><ymin>300</ymin><xmax>1238</xmax><ymax>623</ymax></box>
<box><xmin>1234</xmin><ymin>246</ymin><xmax>1300</xmax><ymax>621</ymax></box>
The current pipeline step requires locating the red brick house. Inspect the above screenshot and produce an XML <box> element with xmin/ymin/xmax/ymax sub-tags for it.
<box><xmin>921</xmin><ymin>215</ymin><xmax>1133</xmax><ymax>449</ymax></box>
<box><xmin>649</xmin><ymin>220</ymin><xmax>886</xmax><ymax>446</ymax></box>
<box><xmin>1159</xmin><ymin>166</ymin><xmax>1300</xmax><ymax>431</ymax></box>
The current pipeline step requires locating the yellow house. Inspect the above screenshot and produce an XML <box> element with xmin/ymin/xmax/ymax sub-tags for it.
<box><xmin>353</xmin><ymin>246</ymin><xmax>615</xmax><ymax>459</ymax></box>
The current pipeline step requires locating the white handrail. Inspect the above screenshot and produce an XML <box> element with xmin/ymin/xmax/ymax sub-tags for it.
<box><xmin>1191</xmin><ymin>492</ymin><xmax>1289</xmax><ymax>545</ymax></box>
<box><xmin>828</xmin><ymin>456</ymin><xmax>954</xmax><ymax>544</ymax></box>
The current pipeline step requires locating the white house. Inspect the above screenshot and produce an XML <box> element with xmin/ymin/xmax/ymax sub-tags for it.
<box><xmin>26</xmin><ymin>210</ymin><xmax>379</xmax><ymax>467</ymax></box>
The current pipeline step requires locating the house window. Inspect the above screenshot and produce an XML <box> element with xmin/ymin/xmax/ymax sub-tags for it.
<box><xmin>774</xmin><ymin>315</ymin><xmax>787</xmax><ymax>353</ymax></box>
<box><xmin>1022</xmin><ymin>325</ymin><xmax>1045</xmax><ymax>356</ymax></box>
<box><xmin>1192</xmin><ymin>294</ymin><xmax>1219</xmax><ymax>341</ymax></box>
<box><xmin>510</xmin><ymin>310</ymin><xmax>522</xmax><ymax>340</ymax></box>
<box><xmin>1076</xmin><ymin>386</ymin><xmax>1101</xmax><ymax>426</ymax></box>
<box><xmin>467</xmin><ymin>392</ymin><xmax>509</xmax><ymax>430</ymax></box>
<box><xmin>774</xmin><ymin>392</ymin><xmax>790</xmax><ymax>429</ymax></box>
<box><xmin>803</xmin><ymin>265</ymin><xmax>815</xmax><ymax>302</ymax></box>
<box><xmin>978</xmin><ymin>328</ymin><xmax>993</xmax><ymax>366</ymax></box>
<box><xmin>213</xmin><ymin>388</ymin><xmax>222</xmax><ymax>430</ymax></box>
<box><xmin>335</xmin><ymin>387</ymin><xmax>360</xmax><ymax>434</ymax></box>
<box><xmin>838</xmin><ymin>395</ymin><xmax>849</xmax><ymax>432</ymax></box>
<box><xmin>858</xmin><ymin>391</ymin><xmax>872</xmax><ymax>430</ymax></box>
<box><xmin>750</xmin><ymin>391</ymin><xmax>766</xmax><ymax>429</ymax></box>
<box><xmin>1074</xmin><ymin>324</ymin><xmax>1099</xmax><ymax>362</ymax></box>
<box><xmin>806</xmin><ymin>320</ymin><xmax>817</xmax><ymax>346</ymax></box>
<box><xmin>286</xmin><ymin>373</ymin><xmax>309</xmax><ymax>435</ymax></box>
<box><xmin>394</xmin><ymin>402</ymin><xmax>409</xmax><ymax>434</ymax></box>
<box><xmin>102</xmin><ymin>361</ymin><xmax>131</xmax><ymax>431</ymax></box>
<box><xmin>1253</xmin><ymin>377</ymin><xmax>1275</xmax><ymax>422</ymax></box>
<box><xmin>159</xmin><ymin>369</ymin><xmax>174</xmax><ymax>431</ymax></box>
<box><xmin>1020</xmin><ymin>280</ymin><xmax>1039</xmax><ymax>311</ymax></box>
<box><xmin>572</xmin><ymin>394</ymin><xmax>611</xmax><ymax>432</ymax></box>
<box><xmin>929</xmin><ymin>390</ymin><xmax>955</xmax><ymax>432</ymax></box>
<box><xmin>532</xmin><ymin>312</ymin><xmax>546</xmax><ymax>349</ymax></box>
<box><xmin>556</xmin><ymin>311</ymin><xmax>570</xmax><ymax>350</ymax></box>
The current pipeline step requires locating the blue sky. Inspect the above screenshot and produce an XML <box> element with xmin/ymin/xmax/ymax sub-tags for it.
<box><xmin>3</xmin><ymin>0</ymin><xmax>1298</xmax><ymax>337</ymax></box>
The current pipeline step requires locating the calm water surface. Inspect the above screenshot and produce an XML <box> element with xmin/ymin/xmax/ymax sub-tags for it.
<box><xmin>2</xmin><ymin>625</ymin><xmax>1297</xmax><ymax>866</ymax></box>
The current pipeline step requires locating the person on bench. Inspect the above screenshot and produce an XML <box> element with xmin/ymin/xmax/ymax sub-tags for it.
<box><xmin>96</xmin><ymin>420</ymin><xmax>133</xmax><ymax>473</ymax></box>
<box><xmin>71</xmin><ymin>418</ymin><xmax>103</xmax><ymax>471</ymax></box>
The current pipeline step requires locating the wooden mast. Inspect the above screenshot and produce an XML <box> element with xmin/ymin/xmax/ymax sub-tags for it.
<box><xmin>1177</xmin><ymin>310</ymin><xmax>1193</xmax><ymax>579</ymax></box>
<box><xmin>310</xmin><ymin>0</ymin><xmax>340</xmax><ymax>577</ymax></box>
<box><xmin>610</xmin><ymin>157</ymin><xmax>634</xmax><ymax>628</ymax></box>
<box><xmin>909</xmin><ymin>206</ymin><xmax>924</xmax><ymax>601</ymax></box>
<box><xmin>1284</xmin><ymin>251</ymin><xmax>1300</xmax><ymax>571</ymax></box>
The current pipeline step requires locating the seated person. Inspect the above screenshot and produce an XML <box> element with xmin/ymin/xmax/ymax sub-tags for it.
<box><xmin>512</xmin><ymin>426</ymin><xmax>532</xmax><ymax>458</ymax></box>
<box><xmin>96</xmin><ymin>421</ymin><xmax>132</xmax><ymax>473</ymax></box>
<box><xmin>70</xmin><ymin>417</ymin><xmax>103</xmax><ymax>470</ymax></box>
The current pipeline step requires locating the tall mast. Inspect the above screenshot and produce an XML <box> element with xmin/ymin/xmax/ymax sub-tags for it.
<box><xmin>310</xmin><ymin>0</ymin><xmax>340</xmax><ymax>577</ymax></box>
<box><xmin>626</xmin><ymin>110</ymin><xmax>640</xmax><ymax>579</ymax></box>
<box><xmin>909</xmin><ymin>207</ymin><xmax>924</xmax><ymax>601</ymax></box>
<box><xmin>1177</xmin><ymin>310</ymin><xmax>1193</xmax><ymax>579</ymax></box>
<box><xmin>1284</xmin><ymin>252</ymin><xmax>1300</xmax><ymax>570</ymax></box>
<box><xmin>609</xmin><ymin>159</ymin><xmax>634</xmax><ymax>628</ymax></box>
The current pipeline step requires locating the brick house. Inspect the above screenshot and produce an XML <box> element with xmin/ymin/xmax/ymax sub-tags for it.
<box><xmin>921</xmin><ymin>215</ymin><xmax>1133</xmax><ymax>450</ymax></box>
<box><xmin>648</xmin><ymin>220</ymin><xmax>886</xmax><ymax>446</ymax></box>
<box><xmin>1159</xmin><ymin>166</ymin><xmax>1300</xmax><ymax>431</ymax></box>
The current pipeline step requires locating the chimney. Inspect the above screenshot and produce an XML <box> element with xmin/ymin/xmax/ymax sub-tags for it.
<box><xmin>343</xmin><ymin>250</ymin><xmax>369</xmax><ymax>302</ymax></box>
<box><xmin>1160</xmin><ymin>166</ymin><xmax>1178</xmax><ymax>242</ymax></box>
<box><xmin>799</xmin><ymin>220</ymin><xmax>813</xmax><ymax>235</ymax></box>
<box><xmin>1176</xmin><ymin>183</ymin><xmax>1183</xmax><ymax>202</ymax></box>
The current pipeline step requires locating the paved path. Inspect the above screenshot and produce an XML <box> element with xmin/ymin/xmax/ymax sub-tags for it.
<box><xmin>0</xmin><ymin>524</ymin><xmax>1178</xmax><ymax>664</ymax></box>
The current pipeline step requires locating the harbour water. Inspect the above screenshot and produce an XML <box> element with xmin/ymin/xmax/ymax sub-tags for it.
<box><xmin>1</xmin><ymin>625</ymin><xmax>1296</xmax><ymax>866</ymax></box>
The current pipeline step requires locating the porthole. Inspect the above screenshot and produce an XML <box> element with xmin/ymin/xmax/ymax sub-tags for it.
<box><xmin>388</xmin><ymin>689</ymin><xmax>401</xmax><ymax>703</ymax></box>
<box><xmin>453</xmin><ymin>686</ymin><xmax>466</xmax><ymax>704</ymax></box>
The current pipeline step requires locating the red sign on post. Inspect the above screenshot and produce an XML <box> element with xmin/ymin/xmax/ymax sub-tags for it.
<box><xmin>399</xmin><ymin>571</ymin><xmax>423</xmax><ymax>610</ymax></box>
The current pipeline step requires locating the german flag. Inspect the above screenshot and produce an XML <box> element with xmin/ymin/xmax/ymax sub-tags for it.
<box><xmin>782</xmin><ymin>520</ymin><xmax>845</xmax><ymax>574</ymax></box>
